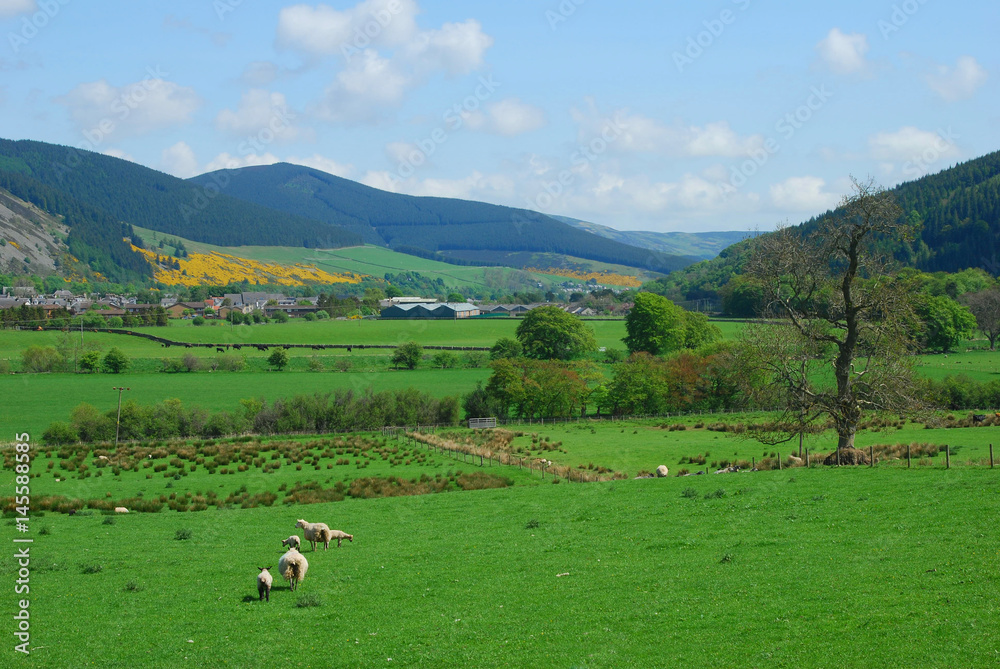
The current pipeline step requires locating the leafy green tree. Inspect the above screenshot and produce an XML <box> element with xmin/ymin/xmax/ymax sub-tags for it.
<box><xmin>515</xmin><ymin>306</ymin><xmax>597</xmax><ymax>360</ymax></box>
<box><xmin>315</xmin><ymin>310</ymin><xmax>330</xmax><ymax>319</ymax></box>
<box><xmin>192</xmin><ymin>316</ymin><xmax>206</xmax><ymax>326</ymax></box>
<box><xmin>446</xmin><ymin>292</ymin><xmax>465</xmax><ymax>303</ymax></box>
<box><xmin>42</xmin><ymin>421</ymin><xmax>79</xmax><ymax>445</ymax></box>
<box><xmin>272</xmin><ymin>310</ymin><xmax>289</xmax><ymax>323</ymax></box>
<box><xmin>490</xmin><ymin>337</ymin><xmax>523</xmax><ymax>360</ymax></box>
<box><xmin>21</xmin><ymin>345</ymin><xmax>64</xmax><ymax>373</ymax></box>
<box><xmin>682</xmin><ymin>311</ymin><xmax>722</xmax><ymax>349</ymax></box>
<box><xmin>268</xmin><ymin>348</ymin><xmax>289</xmax><ymax>371</ymax></box>
<box><xmin>915</xmin><ymin>295</ymin><xmax>977</xmax><ymax>353</ymax></box>
<box><xmin>391</xmin><ymin>341</ymin><xmax>423</xmax><ymax>369</ymax></box>
<box><xmin>79</xmin><ymin>350</ymin><xmax>102</xmax><ymax>373</ymax></box>
<box><xmin>623</xmin><ymin>293</ymin><xmax>685</xmax><ymax>355</ymax></box>
<box><xmin>102</xmin><ymin>347</ymin><xmax>130</xmax><ymax>374</ymax></box>
<box><xmin>432</xmin><ymin>351</ymin><xmax>459</xmax><ymax>369</ymax></box>
<box><xmin>607</xmin><ymin>353</ymin><xmax>671</xmax><ymax>414</ymax></box>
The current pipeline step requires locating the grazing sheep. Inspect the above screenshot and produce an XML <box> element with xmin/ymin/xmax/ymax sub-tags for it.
<box><xmin>114</xmin><ymin>507</ymin><xmax>129</xmax><ymax>514</ymax></box>
<box><xmin>316</xmin><ymin>528</ymin><xmax>353</xmax><ymax>550</ymax></box>
<box><xmin>281</xmin><ymin>535</ymin><xmax>301</xmax><ymax>550</ymax></box>
<box><xmin>257</xmin><ymin>566</ymin><xmax>273</xmax><ymax>602</ymax></box>
<box><xmin>655</xmin><ymin>465</ymin><xmax>669</xmax><ymax>478</ymax></box>
<box><xmin>295</xmin><ymin>519</ymin><xmax>331</xmax><ymax>551</ymax></box>
<box><xmin>278</xmin><ymin>548</ymin><xmax>308</xmax><ymax>591</ymax></box>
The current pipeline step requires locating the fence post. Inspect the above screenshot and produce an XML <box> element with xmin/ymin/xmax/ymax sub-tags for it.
<box><xmin>907</xmin><ymin>443</ymin><xmax>911</xmax><ymax>468</ymax></box>
<box><xmin>945</xmin><ymin>444</ymin><xmax>950</xmax><ymax>469</ymax></box>
<box><xmin>991</xmin><ymin>443</ymin><xmax>994</xmax><ymax>469</ymax></box>
<box><xmin>752</xmin><ymin>457</ymin><xmax>755</xmax><ymax>470</ymax></box>
<box><xmin>805</xmin><ymin>449</ymin><xmax>809</xmax><ymax>468</ymax></box>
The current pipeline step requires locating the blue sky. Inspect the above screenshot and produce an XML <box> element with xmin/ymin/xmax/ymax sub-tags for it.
<box><xmin>1</xmin><ymin>0</ymin><xmax>997</xmax><ymax>233</ymax></box>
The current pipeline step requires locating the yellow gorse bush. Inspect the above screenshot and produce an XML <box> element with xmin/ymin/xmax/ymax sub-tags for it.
<box><xmin>133</xmin><ymin>246</ymin><xmax>366</xmax><ymax>287</ymax></box>
<box><xmin>525</xmin><ymin>267</ymin><xmax>642</xmax><ymax>288</ymax></box>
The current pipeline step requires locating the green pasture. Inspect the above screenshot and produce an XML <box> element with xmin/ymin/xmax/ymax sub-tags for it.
<box><xmin>0</xmin><ymin>369</ymin><xmax>490</xmax><ymax>439</ymax></box>
<box><xmin>7</xmin><ymin>464</ymin><xmax>998</xmax><ymax>667</ymax></box>
<box><xmin>500</xmin><ymin>416</ymin><xmax>1000</xmax><ymax>475</ymax></box>
<box><xmin>0</xmin><ymin>319</ymin><xmax>629</xmax><ymax>358</ymax></box>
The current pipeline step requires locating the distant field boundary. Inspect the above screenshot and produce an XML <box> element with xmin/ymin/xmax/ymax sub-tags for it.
<box><xmin>37</xmin><ymin>326</ymin><xmax>491</xmax><ymax>352</ymax></box>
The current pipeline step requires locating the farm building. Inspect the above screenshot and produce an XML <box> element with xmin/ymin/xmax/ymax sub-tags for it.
<box><xmin>380</xmin><ymin>302</ymin><xmax>481</xmax><ymax>319</ymax></box>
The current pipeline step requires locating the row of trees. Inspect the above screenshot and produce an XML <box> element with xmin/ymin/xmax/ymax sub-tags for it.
<box><xmin>43</xmin><ymin>389</ymin><xmax>462</xmax><ymax>445</ymax></box>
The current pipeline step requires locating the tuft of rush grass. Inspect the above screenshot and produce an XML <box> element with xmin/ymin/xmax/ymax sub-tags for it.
<box><xmin>17</xmin><ymin>466</ymin><xmax>1000</xmax><ymax>667</ymax></box>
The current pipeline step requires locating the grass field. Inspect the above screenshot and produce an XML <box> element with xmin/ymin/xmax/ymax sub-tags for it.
<box><xmin>132</xmin><ymin>226</ymin><xmax>654</xmax><ymax>290</ymax></box>
<box><xmin>8</xmin><ymin>459</ymin><xmax>998</xmax><ymax>667</ymax></box>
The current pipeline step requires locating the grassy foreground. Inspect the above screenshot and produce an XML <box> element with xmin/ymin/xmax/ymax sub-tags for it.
<box><xmin>7</xmin><ymin>464</ymin><xmax>998</xmax><ymax>667</ymax></box>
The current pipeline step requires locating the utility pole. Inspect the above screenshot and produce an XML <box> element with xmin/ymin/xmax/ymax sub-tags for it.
<box><xmin>113</xmin><ymin>386</ymin><xmax>130</xmax><ymax>450</ymax></box>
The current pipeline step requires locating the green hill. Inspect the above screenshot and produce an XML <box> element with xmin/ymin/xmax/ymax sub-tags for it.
<box><xmin>0</xmin><ymin>139</ymin><xmax>364</xmax><ymax>267</ymax></box>
<box><xmin>650</xmin><ymin>150</ymin><xmax>1000</xmax><ymax>306</ymax></box>
<box><xmin>188</xmin><ymin>163</ymin><xmax>696</xmax><ymax>274</ymax></box>
<box><xmin>553</xmin><ymin>215</ymin><xmax>752</xmax><ymax>260</ymax></box>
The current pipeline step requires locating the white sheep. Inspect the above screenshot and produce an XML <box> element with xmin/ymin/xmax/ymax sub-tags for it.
<box><xmin>281</xmin><ymin>535</ymin><xmax>301</xmax><ymax>550</ymax></box>
<box><xmin>278</xmin><ymin>548</ymin><xmax>308</xmax><ymax>592</ymax></box>
<box><xmin>114</xmin><ymin>507</ymin><xmax>129</xmax><ymax>513</ymax></box>
<box><xmin>316</xmin><ymin>528</ymin><xmax>353</xmax><ymax>550</ymax></box>
<box><xmin>295</xmin><ymin>519</ymin><xmax>331</xmax><ymax>551</ymax></box>
<box><xmin>655</xmin><ymin>465</ymin><xmax>669</xmax><ymax>478</ymax></box>
<box><xmin>256</xmin><ymin>566</ymin><xmax>273</xmax><ymax>602</ymax></box>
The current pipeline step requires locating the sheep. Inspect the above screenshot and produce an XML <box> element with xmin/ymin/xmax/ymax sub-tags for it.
<box><xmin>281</xmin><ymin>535</ymin><xmax>301</xmax><ymax>551</ymax></box>
<box><xmin>114</xmin><ymin>507</ymin><xmax>129</xmax><ymax>513</ymax></box>
<box><xmin>278</xmin><ymin>548</ymin><xmax>308</xmax><ymax>591</ymax></box>
<box><xmin>655</xmin><ymin>465</ymin><xmax>669</xmax><ymax>478</ymax></box>
<box><xmin>315</xmin><ymin>528</ymin><xmax>353</xmax><ymax>550</ymax></box>
<box><xmin>257</xmin><ymin>566</ymin><xmax>273</xmax><ymax>602</ymax></box>
<box><xmin>295</xmin><ymin>519</ymin><xmax>331</xmax><ymax>551</ymax></box>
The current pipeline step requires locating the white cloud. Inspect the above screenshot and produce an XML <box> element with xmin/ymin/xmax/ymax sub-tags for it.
<box><xmin>404</xmin><ymin>20</ymin><xmax>493</xmax><ymax>76</ymax></box>
<box><xmin>573</xmin><ymin>102</ymin><xmax>764</xmax><ymax>157</ymax></box>
<box><xmin>277</xmin><ymin>0</ymin><xmax>419</xmax><ymax>57</ymax></box>
<box><xmin>869</xmin><ymin>126</ymin><xmax>961</xmax><ymax>162</ymax></box>
<box><xmin>160</xmin><ymin>141</ymin><xmax>200</xmax><ymax>178</ymax></box>
<box><xmin>279</xmin><ymin>1</ymin><xmax>493</xmax><ymax>124</ymax></box>
<box><xmin>481</xmin><ymin>98</ymin><xmax>545</xmax><ymax>136</ymax></box>
<box><xmin>55</xmin><ymin>77</ymin><xmax>200</xmax><ymax>138</ymax></box>
<box><xmin>215</xmin><ymin>89</ymin><xmax>305</xmax><ymax>142</ymax></box>
<box><xmin>0</xmin><ymin>0</ymin><xmax>36</xmax><ymax>18</ymax></box>
<box><xmin>312</xmin><ymin>49</ymin><xmax>412</xmax><ymax>122</ymax></box>
<box><xmin>926</xmin><ymin>56</ymin><xmax>988</xmax><ymax>102</ymax></box>
<box><xmin>816</xmin><ymin>28</ymin><xmax>869</xmax><ymax>74</ymax></box>
<box><xmin>770</xmin><ymin>176</ymin><xmax>839</xmax><ymax>212</ymax></box>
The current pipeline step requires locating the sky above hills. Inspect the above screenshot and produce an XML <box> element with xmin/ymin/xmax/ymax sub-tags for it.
<box><xmin>0</xmin><ymin>0</ymin><xmax>997</xmax><ymax>233</ymax></box>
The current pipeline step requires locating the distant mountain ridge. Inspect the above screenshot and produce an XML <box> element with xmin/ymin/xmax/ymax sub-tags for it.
<box><xmin>188</xmin><ymin>163</ymin><xmax>696</xmax><ymax>274</ymax></box>
<box><xmin>552</xmin><ymin>215</ymin><xmax>752</xmax><ymax>260</ymax></box>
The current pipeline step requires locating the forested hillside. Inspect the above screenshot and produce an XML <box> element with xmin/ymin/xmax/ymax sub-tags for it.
<box><xmin>0</xmin><ymin>140</ymin><xmax>363</xmax><ymax>251</ymax></box>
<box><xmin>649</xmin><ymin>151</ymin><xmax>1000</xmax><ymax>306</ymax></box>
<box><xmin>189</xmin><ymin>163</ymin><xmax>694</xmax><ymax>274</ymax></box>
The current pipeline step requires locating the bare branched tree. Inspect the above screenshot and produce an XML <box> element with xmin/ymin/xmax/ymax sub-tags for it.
<box><xmin>739</xmin><ymin>177</ymin><xmax>922</xmax><ymax>451</ymax></box>
<box><xmin>961</xmin><ymin>287</ymin><xmax>1000</xmax><ymax>350</ymax></box>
